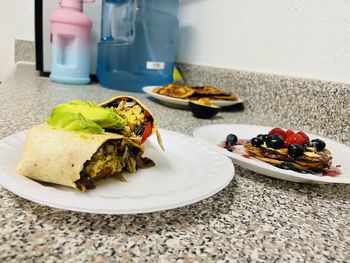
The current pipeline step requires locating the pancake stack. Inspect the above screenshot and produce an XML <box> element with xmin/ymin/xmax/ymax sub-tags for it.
<box><xmin>240</xmin><ymin>128</ymin><xmax>333</xmax><ymax>173</ymax></box>
<box><xmin>243</xmin><ymin>142</ymin><xmax>332</xmax><ymax>172</ymax></box>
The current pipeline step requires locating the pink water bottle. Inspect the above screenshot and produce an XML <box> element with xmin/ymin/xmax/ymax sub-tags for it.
<box><xmin>50</xmin><ymin>0</ymin><xmax>95</xmax><ymax>84</ymax></box>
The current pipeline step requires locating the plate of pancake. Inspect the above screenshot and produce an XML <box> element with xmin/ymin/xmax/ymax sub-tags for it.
<box><xmin>193</xmin><ymin>124</ymin><xmax>350</xmax><ymax>184</ymax></box>
<box><xmin>143</xmin><ymin>84</ymin><xmax>243</xmax><ymax>108</ymax></box>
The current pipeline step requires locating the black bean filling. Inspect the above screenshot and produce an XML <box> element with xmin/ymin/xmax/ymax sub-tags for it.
<box><xmin>75</xmin><ymin>139</ymin><xmax>154</xmax><ymax>191</ymax></box>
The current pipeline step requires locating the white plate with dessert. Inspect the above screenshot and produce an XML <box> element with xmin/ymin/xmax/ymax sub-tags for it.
<box><xmin>193</xmin><ymin>124</ymin><xmax>350</xmax><ymax>184</ymax></box>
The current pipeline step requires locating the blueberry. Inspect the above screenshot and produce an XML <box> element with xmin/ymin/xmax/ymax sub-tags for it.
<box><xmin>265</xmin><ymin>135</ymin><xmax>284</xmax><ymax>149</ymax></box>
<box><xmin>257</xmin><ymin>134</ymin><xmax>268</xmax><ymax>141</ymax></box>
<box><xmin>288</xmin><ymin>144</ymin><xmax>304</xmax><ymax>157</ymax></box>
<box><xmin>251</xmin><ymin>137</ymin><xmax>263</xmax><ymax>147</ymax></box>
<box><xmin>311</xmin><ymin>139</ymin><xmax>326</xmax><ymax>151</ymax></box>
<box><xmin>226</xmin><ymin>134</ymin><xmax>238</xmax><ymax>146</ymax></box>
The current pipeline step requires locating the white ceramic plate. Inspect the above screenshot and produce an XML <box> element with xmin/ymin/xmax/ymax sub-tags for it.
<box><xmin>143</xmin><ymin>86</ymin><xmax>243</xmax><ymax>108</ymax></box>
<box><xmin>0</xmin><ymin>129</ymin><xmax>234</xmax><ymax>214</ymax></box>
<box><xmin>193</xmin><ymin>124</ymin><xmax>350</xmax><ymax>184</ymax></box>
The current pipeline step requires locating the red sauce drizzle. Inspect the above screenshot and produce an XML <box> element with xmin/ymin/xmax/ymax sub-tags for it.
<box><xmin>322</xmin><ymin>165</ymin><xmax>342</xmax><ymax>177</ymax></box>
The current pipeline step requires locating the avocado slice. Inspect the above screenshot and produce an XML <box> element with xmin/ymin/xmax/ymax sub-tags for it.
<box><xmin>52</xmin><ymin>100</ymin><xmax>124</xmax><ymax>130</ymax></box>
<box><xmin>47</xmin><ymin>111</ymin><xmax>104</xmax><ymax>134</ymax></box>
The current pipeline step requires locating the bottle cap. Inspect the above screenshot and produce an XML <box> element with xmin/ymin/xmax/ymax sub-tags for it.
<box><xmin>60</xmin><ymin>0</ymin><xmax>83</xmax><ymax>10</ymax></box>
<box><xmin>60</xmin><ymin>0</ymin><xmax>94</xmax><ymax>10</ymax></box>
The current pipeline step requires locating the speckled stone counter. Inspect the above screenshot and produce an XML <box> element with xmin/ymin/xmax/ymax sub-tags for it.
<box><xmin>0</xmin><ymin>64</ymin><xmax>349</xmax><ymax>262</ymax></box>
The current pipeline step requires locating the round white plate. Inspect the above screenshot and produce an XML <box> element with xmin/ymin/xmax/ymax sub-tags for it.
<box><xmin>0</xmin><ymin>129</ymin><xmax>234</xmax><ymax>214</ymax></box>
<box><xmin>193</xmin><ymin>124</ymin><xmax>350</xmax><ymax>184</ymax></box>
<box><xmin>143</xmin><ymin>86</ymin><xmax>243</xmax><ymax>108</ymax></box>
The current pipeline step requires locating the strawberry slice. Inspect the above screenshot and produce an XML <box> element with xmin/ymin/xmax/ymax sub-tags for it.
<box><xmin>296</xmin><ymin>131</ymin><xmax>310</xmax><ymax>144</ymax></box>
<box><xmin>285</xmin><ymin>129</ymin><xmax>295</xmax><ymax>138</ymax></box>
<box><xmin>284</xmin><ymin>133</ymin><xmax>305</xmax><ymax>147</ymax></box>
<box><xmin>268</xmin><ymin>128</ymin><xmax>286</xmax><ymax>140</ymax></box>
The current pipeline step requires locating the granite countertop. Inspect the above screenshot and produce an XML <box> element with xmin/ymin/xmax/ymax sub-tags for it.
<box><xmin>0</xmin><ymin>64</ymin><xmax>349</xmax><ymax>262</ymax></box>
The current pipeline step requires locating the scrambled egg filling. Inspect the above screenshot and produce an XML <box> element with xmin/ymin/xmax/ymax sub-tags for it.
<box><xmin>76</xmin><ymin>139</ymin><xmax>139</xmax><ymax>192</ymax></box>
<box><xmin>116</xmin><ymin>105</ymin><xmax>145</xmax><ymax>134</ymax></box>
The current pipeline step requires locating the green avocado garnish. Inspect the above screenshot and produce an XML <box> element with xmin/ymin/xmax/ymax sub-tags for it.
<box><xmin>47</xmin><ymin>111</ymin><xmax>103</xmax><ymax>134</ymax></box>
<box><xmin>52</xmin><ymin>100</ymin><xmax>124</xmax><ymax>130</ymax></box>
<box><xmin>46</xmin><ymin>100</ymin><xmax>125</xmax><ymax>134</ymax></box>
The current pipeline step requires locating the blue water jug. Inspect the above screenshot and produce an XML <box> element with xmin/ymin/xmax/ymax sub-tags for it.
<box><xmin>97</xmin><ymin>0</ymin><xmax>179</xmax><ymax>92</ymax></box>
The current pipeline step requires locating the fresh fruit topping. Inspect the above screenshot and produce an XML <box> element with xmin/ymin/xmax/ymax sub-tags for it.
<box><xmin>288</xmin><ymin>144</ymin><xmax>304</xmax><ymax>157</ymax></box>
<box><xmin>251</xmin><ymin>137</ymin><xmax>264</xmax><ymax>147</ymax></box>
<box><xmin>268</xmin><ymin>128</ymin><xmax>286</xmax><ymax>140</ymax></box>
<box><xmin>285</xmin><ymin>129</ymin><xmax>295</xmax><ymax>138</ymax></box>
<box><xmin>296</xmin><ymin>131</ymin><xmax>310</xmax><ymax>144</ymax></box>
<box><xmin>257</xmin><ymin>134</ymin><xmax>268</xmax><ymax>141</ymax></box>
<box><xmin>226</xmin><ymin>134</ymin><xmax>238</xmax><ymax>146</ymax></box>
<box><xmin>266</xmin><ymin>135</ymin><xmax>284</xmax><ymax>149</ymax></box>
<box><xmin>284</xmin><ymin>133</ymin><xmax>305</xmax><ymax>147</ymax></box>
<box><xmin>311</xmin><ymin>139</ymin><xmax>326</xmax><ymax>151</ymax></box>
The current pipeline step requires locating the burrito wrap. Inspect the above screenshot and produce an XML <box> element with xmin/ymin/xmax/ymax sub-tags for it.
<box><xmin>17</xmin><ymin>123</ymin><xmax>145</xmax><ymax>189</ymax></box>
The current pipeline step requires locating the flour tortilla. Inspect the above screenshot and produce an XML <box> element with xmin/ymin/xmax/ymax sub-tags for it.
<box><xmin>16</xmin><ymin>123</ymin><xmax>143</xmax><ymax>189</ymax></box>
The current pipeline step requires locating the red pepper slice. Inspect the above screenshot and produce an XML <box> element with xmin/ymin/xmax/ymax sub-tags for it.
<box><xmin>141</xmin><ymin>122</ymin><xmax>152</xmax><ymax>143</ymax></box>
<box><xmin>144</xmin><ymin>110</ymin><xmax>151</xmax><ymax>118</ymax></box>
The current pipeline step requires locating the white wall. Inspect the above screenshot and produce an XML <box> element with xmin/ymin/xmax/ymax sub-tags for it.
<box><xmin>178</xmin><ymin>0</ymin><xmax>350</xmax><ymax>83</ymax></box>
<box><xmin>1</xmin><ymin>0</ymin><xmax>350</xmax><ymax>84</ymax></box>
<box><xmin>0</xmin><ymin>0</ymin><xmax>34</xmax><ymax>81</ymax></box>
